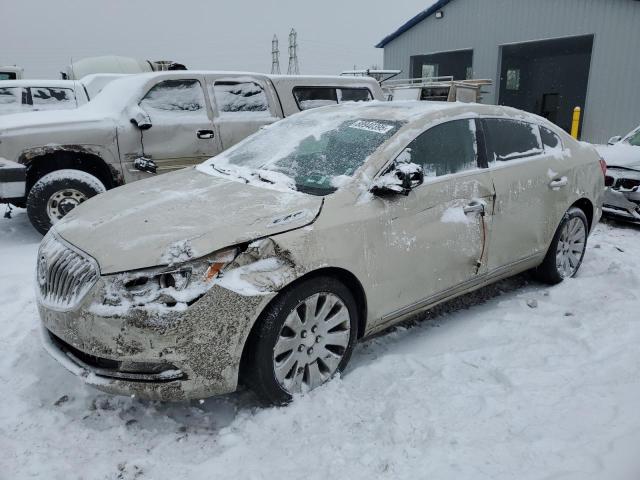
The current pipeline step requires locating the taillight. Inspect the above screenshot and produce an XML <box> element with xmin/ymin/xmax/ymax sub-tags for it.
<box><xmin>599</xmin><ymin>157</ymin><xmax>607</xmax><ymax>178</ymax></box>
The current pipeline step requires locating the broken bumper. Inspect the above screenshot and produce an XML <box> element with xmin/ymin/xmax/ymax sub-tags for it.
<box><xmin>39</xmin><ymin>282</ymin><xmax>276</xmax><ymax>401</ymax></box>
<box><xmin>0</xmin><ymin>158</ymin><xmax>26</xmax><ymax>201</ymax></box>
<box><xmin>603</xmin><ymin>187</ymin><xmax>640</xmax><ymax>221</ymax></box>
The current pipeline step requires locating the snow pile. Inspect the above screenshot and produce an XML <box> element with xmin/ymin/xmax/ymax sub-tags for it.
<box><xmin>440</xmin><ymin>205</ymin><xmax>472</xmax><ymax>224</ymax></box>
<box><xmin>2</xmin><ymin>209</ymin><xmax>640</xmax><ymax>479</ymax></box>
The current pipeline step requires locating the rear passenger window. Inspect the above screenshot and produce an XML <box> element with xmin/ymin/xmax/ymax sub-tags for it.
<box><xmin>294</xmin><ymin>87</ymin><xmax>338</xmax><ymax>110</ymax></box>
<box><xmin>213</xmin><ymin>81</ymin><xmax>269</xmax><ymax>113</ymax></box>
<box><xmin>140</xmin><ymin>79</ymin><xmax>205</xmax><ymax>112</ymax></box>
<box><xmin>31</xmin><ymin>87</ymin><xmax>76</xmax><ymax>110</ymax></box>
<box><xmin>405</xmin><ymin>119</ymin><xmax>478</xmax><ymax>177</ymax></box>
<box><xmin>483</xmin><ymin>119</ymin><xmax>542</xmax><ymax>163</ymax></box>
<box><xmin>337</xmin><ymin>88</ymin><xmax>372</xmax><ymax>103</ymax></box>
<box><xmin>540</xmin><ymin>126</ymin><xmax>562</xmax><ymax>152</ymax></box>
<box><xmin>293</xmin><ymin>87</ymin><xmax>373</xmax><ymax>111</ymax></box>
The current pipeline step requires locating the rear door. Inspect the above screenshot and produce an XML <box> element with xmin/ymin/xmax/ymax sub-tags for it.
<box><xmin>209</xmin><ymin>78</ymin><xmax>282</xmax><ymax>150</ymax></box>
<box><xmin>483</xmin><ymin>118</ymin><xmax>569</xmax><ymax>271</ymax></box>
<box><xmin>137</xmin><ymin>78</ymin><xmax>221</xmax><ymax>173</ymax></box>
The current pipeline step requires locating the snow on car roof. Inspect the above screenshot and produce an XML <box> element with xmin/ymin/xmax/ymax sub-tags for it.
<box><xmin>0</xmin><ymin>79</ymin><xmax>79</xmax><ymax>89</ymax></box>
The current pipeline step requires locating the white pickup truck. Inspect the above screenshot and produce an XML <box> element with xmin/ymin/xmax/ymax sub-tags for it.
<box><xmin>0</xmin><ymin>71</ymin><xmax>382</xmax><ymax>233</ymax></box>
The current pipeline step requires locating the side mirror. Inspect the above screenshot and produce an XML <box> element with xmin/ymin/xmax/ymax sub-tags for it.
<box><xmin>608</xmin><ymin>135</ymin><xmax>622</xmax><ymax>145</ymax></box>
<box><xmin>372</xmin><ymin>161</ymin><xmax>424</xmax><ymax>196</ymax></box>
<box><xmin>129</xmin><ymin>106</ymin><xmax>152</xmax><ymax>130</ymax></box>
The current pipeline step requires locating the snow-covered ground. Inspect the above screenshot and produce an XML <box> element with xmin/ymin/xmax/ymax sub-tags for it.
<box><xmin>1</xmin><ymin>209</ymin><xmax>640</xmax><ymax>480</ymax></box>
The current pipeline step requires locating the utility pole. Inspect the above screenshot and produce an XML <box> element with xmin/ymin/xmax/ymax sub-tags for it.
<box><xmin>271</xmin><ymin>35</ymin><xmax>281</xmax><ymax>75</ymax></box>
<box><xmin>287</xmin><ymin>28</ymin><xmax>300</xmax><ymax>75</ymax></box>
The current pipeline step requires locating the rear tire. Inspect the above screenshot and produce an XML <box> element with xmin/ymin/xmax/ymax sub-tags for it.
<box><xmin>534</xmin><ymin>207</ymin><xmax>589</xmax><ymax>284</ymax></box>
<box><xmin>26</xmin><ymin>169</ymin><xmax>106</xmax><ymax>235</ymax></box>
<box><xmin>244</xmin><ymin>276</ymin><xmax>359</xmax><ymax>405</ymax></box>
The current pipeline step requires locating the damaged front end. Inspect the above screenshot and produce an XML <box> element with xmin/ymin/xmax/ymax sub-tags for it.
<box><xmin>38</xmin><ymin>235</ymin><xmax>299</xmax><ymax>400</ymax></box>
<box><xmin>604</xmin><ymin>167</ymin><xmax>640</xmax><ymax>221</ymax></box>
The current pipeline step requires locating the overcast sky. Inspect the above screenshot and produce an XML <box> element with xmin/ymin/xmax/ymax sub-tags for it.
<box><xmin>1</xmin><ymin>0</ymin><xmax>434</xmax><ymax>78</ymax></box>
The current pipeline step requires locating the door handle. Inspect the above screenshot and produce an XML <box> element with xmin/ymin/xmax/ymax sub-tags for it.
<box><xmin>197</xmin><ymin>129</ymin><xmax>215</xmax><ymax>139</ymax></box>
<box><xmin>463</xmin><ymin>202</ymin><xmax>485</xmax><ymax>215</ymax></box>
<box><xmin>549</xmin><ymin>177</ymin><xmax>568</xmax><ymax>189</ymax></box>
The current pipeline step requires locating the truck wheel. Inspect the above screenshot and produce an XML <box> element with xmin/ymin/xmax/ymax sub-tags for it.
<box><xmin>26</xmin><ymin>169</ymin><xmax>106</xmax><ymax>235</ymax></box>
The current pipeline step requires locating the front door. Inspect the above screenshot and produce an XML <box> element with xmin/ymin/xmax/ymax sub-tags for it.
<box><xmin>136</xmin><ymin>78</ymin><xmax>221</xmax><ymax>174</ymax></box>
<box><xmin>361</xmin><ymin>118</ymin><xmax>495</xmax><ymax>325</ymax></box>
<box><xmin>482</xmin><ymin>118</ymin><xmax>569</xmax><ymax>270</ymax></box>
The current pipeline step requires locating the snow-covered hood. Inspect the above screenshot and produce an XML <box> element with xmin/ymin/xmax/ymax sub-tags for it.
<box><xmin>595</xmin><ymin>143</ymin><xmax>640</xmax><ymax>169</ymax></box>
<box><xmin>0</xmin><ymin>107</ymin><xmax>112</xmax><ymax>134</ymax></box>
<box><xmin>54</xmin><ymin>168</ymin><xmax>322</xmax><ymax>274</ymax></box>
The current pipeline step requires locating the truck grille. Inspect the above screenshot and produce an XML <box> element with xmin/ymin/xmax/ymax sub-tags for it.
<box><xmin>37</xmin><ymin>233</ymin><xmax>99</xmax><ymax>310</ymax></box>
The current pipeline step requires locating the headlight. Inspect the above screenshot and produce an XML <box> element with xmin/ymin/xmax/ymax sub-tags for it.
<box><xmin>100</xmin><ymin>247</ymin><xmax>238</xmax><ymax>311</ymax></box>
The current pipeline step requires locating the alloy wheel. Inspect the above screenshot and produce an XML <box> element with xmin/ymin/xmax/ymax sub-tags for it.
<box><xmin>273</xmin><ymin>292</ymin><xmax>351</xmax><ymax>394</ymax></box>
<box><xmin>555</xmin><ymin>217</ymin><xmax>586</xmax><ymax>278</ymax></box>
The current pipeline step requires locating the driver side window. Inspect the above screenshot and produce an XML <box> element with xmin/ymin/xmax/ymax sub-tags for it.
<box><xmin>406</xmin><ymin>119</ymin><xmax>479</xmax><ymax>177</ymax></box>
<box><xmin>140</xmin><ymin>79</ymin><xmax>206</xmax><ymax>113</ymax></box>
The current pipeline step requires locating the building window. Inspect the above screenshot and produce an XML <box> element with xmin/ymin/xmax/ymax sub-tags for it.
<box><xmin>422</xmin><ymin>64</ymin><xmax>438</xmax><ymax>79</ymax></box>
<box><xmin>506</xmin><ymin>68</ymin><xmax>520</xmax><ymax>91</ymax></box>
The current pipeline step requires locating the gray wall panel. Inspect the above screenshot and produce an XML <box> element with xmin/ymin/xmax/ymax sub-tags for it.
<box><xmin>382</xmin><ymin>0</ymin><xmax>640</xmax><ymax>142</ymax></box>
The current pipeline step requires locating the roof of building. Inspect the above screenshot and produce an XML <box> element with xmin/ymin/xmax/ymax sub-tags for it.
<box><xmin>375</xmin><ymin>0</ymin><xmax>454</xmax><ymax>48</ymax></box>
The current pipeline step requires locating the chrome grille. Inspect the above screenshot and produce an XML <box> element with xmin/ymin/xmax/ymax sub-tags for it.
<box><xmin>37</xmin><ymin>233</ymin><xmax>99</xmax><ymax>310</ymax></box>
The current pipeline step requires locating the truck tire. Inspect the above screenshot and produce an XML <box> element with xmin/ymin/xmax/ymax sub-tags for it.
<box><xmin>27</xmin><ymin>169</ymin><xmax>106</xmax><ymax>235</ymax></box>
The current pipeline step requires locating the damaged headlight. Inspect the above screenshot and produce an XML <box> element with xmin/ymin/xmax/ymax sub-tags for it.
<box><xmin>101</xmin><ymin>247</ymin><xmax>239</xmax><ymax>311</ymax></box>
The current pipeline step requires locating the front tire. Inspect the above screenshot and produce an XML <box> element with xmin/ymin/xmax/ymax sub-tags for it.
<box><xmin>26</xmin><ymin>169</ymin><xmax>106</xmax><ymax>235</ymax></box>
<box><xmin>534</xmin><ymin>207</ymin><xmax>589</xmax><ymax>284</ymax></box>
<box><xmin>244</xmin><ymin>276</ymin><xmax>359</xmax><ymax>405</ymax></box>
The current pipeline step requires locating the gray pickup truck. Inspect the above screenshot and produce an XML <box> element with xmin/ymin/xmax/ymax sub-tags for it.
<box><xmin>0</xmin><ymin>71</ymin><xmax>382</xmax><ymax>233</ymax></box>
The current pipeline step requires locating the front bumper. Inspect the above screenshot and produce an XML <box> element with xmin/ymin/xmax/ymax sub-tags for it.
<box><xmin>0</xmin><ymin>157</ymin><xmax>26</xmax><ymax>201</ymax></box>
<box><xmin>603</xmin><ymin>187</ymin><xmax>640</xmax><ymax>221</ymax></box>
<box><xmin>39</xmin><ymin>281</ymin><xmax>276</xmax><ymax>401</ymax></box>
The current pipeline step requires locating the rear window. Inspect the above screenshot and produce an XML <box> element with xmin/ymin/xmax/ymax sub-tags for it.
<box><xmin>540</xmin><ymin>126</ymin><xmax>562</xmax><ymax>152</ymax></box>
<box><xmin>213</xmin><ymin>81</ymin><xmax>269</xmax><ymax>113</ymax></box>
<box><xmin>293</xmin><ymin>87</ymin><xmax>372</xmax><ymax>111</ymax></box>
<box><xmin>483</xmin><ymin>119</ymin><xmax>543</xmax><ymax>163</ymax></box>
<box><xmin>30</xmin><ymin>87</ymin><xmax>76</xmax><ymax>110</ymax></box>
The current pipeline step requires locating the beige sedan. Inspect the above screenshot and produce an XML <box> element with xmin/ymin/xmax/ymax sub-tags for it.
<box><xmin>37</xmin><ymin>102</ymin><xmax>605</xmax><ymax>404</ymax></box>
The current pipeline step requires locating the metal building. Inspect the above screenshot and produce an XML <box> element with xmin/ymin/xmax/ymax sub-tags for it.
<box><xmin>376</xmin><ymin>0</ymin><xmax>640</xmax><ymax>142</ymax></box>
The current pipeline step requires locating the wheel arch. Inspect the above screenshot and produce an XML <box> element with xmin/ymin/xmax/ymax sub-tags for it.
<box><xmin>21</xmin><ymin>147</ymin><xmax>122</xmax><ymax>194</ymax></box>
<box><xmin>238</xmin><ymin>266</ymin><xmax>369</xmax><ymax>383</ymax></box>
<box><xmin>570</xmin><ymin>197</ymin><xmax>594</xmax><ymax>232</ymax></box>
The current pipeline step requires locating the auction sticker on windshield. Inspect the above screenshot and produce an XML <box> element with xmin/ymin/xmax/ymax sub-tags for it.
<box><xmin>348</xmin><ymin>120</ymin><xmax>395</xmax><ymax>134</ymax></box>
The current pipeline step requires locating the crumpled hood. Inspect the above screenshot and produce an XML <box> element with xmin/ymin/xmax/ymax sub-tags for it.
<box><xmin>54</xmin><ymin>168</ymin><xmax>322</xmax><ymax>274</ymax></box>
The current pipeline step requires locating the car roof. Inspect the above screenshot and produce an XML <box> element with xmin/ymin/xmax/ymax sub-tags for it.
<box><xmin>0</xmin><ymin>79</ymin><xmax>79</xmax><ymax>89</ymax></box>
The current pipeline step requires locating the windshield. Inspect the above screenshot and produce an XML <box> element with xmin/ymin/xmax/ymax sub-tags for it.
<box><xmin>199</xmin><ymin>113</ymin><xmax>403</xmax><ymax>195</ymax></box>
<box><xmin>625</xmin><ymin>128</ymin><xmax>640</xmax><ymax>147</ymax></box>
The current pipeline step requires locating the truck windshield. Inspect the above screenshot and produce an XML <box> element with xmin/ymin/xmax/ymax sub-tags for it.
<box><xmin>199</xmin><ymin>112</ymin><xmax>403</xmax><ymax>195</ymax></box>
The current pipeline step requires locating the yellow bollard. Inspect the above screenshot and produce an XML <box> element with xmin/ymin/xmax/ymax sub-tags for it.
<box><xmin>571</xmin><ymin>106</ymin><xmax>581</xmax><ymax>139</ymax></box>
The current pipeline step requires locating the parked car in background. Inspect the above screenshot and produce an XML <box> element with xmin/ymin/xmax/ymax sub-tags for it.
<box><xmin>0</xmin><ymin>80</ymin><xmax>89</xmax><ymax>115</ymax></box>
<box><xmin>61</xmin><ymin>55</ymin><xmax>186</xmax><ymax>80</ymax></box>
<box><xmin>596</xmin><ymin>124</ymin><xmax>640</xmax><ymax>220</ymax></box>
<box><xmin>37</xmin><ymin>102</ymin><xmax>604</xmax><ymax>405</ymax></box>
<box><xmin>0</xmin><ymin>71</ymin><xmax>382</xmax><ymax>234</ymax></box>
<box><xmin>0</xmin><ymin>66</ymin><xmax>24</xmax><ymax>80</ymax></box>
<box><xmin>0</xmin><ymin>75</ymin><xmax>125</xmax><ymax>116</ymax></box>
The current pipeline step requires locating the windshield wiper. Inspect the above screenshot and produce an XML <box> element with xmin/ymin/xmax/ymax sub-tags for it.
<box><xmin>211</xmin><ymin>162</ymin><xmax>250</xmax><ymax>183</ymax></box>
